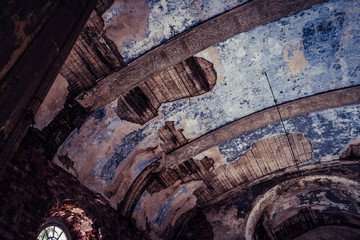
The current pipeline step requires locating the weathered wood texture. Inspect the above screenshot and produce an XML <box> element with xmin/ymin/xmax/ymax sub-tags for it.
<box><xmin>117</xmin><ymin>57</ymin><xmax>216</xmax><ymax>124</ymax></box>
<box><xmin>148</xmin><ymin>133</ymin><xmax>312</xmax><ymax>205</ymax></box>
<box><xmin>165</xmin><ymin>86</ymin><xmax>360</xmax><ymax>167</ymax></box>
<box><xmin>120</xmin><ymin>86</ymin><xmax>360</xmax><ymax>217</ymax></box>
<box><xmin>60</xmin><ymin>2</ymin><xmax>126</xmax><ymax>97</ymax></box>
<box><xmin>0</xmin><ymin>0</ymin><xmax>98</xmax><ymax>177</ymax></box>
<box><xmin>159</xmin><ymin>121</ymin><xmax>188</xmax><ymax>154</ymax></box>
<box><xmin>76</xmin><ymin>0</ymin><xmax>330</xmax><ymax>111</ymax></box>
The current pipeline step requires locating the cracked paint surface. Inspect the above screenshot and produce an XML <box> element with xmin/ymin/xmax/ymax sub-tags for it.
<box><xmin>215</xmin><ymin>104</ymin><xmax>360</xmax><ymax>164</ymax></box>
<box><xmin>54</xmin><ymin>0</ymin><xmax>360</xmax><ymax>216</ymax></box>
<box><xmin>103</xmin><ymin>0</ymin><xmax>249</xmax><ymax>62</ymax></box>
<box><xmin>131</xmin><ymin>181</ymin><xmax>202</xmax><ymax>239</ymax></box>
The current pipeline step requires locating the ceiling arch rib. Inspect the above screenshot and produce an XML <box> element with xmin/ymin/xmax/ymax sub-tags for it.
<box><xmin>129</xmin><ymin>160</ymin><xmax>360</xmax><ymax>239</ymax></box>
<box><xmin>52</xmin><ymin>0</ymin><xmax>360</xmax><ymax>214</ymax></box>
<box><xmin>245</xmin><ymin>174</ymin><xmax>360</xmax><ymax>240</ymax></box>
<box><xmin>76</xmin><ymin>0</ymin><xmax>329</xmax><ymax>112</ymax></box>
<box><xmin>120</xmin><ymin>86</ymin><xmax>360</xmax><ymax>218</ymax></box>
<box><xmin>165</xmin><ymin>85</ymin><xmax>360</xmax><ymax>167</ymax></box>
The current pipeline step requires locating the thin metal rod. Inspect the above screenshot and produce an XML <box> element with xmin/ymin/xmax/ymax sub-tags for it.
<box><xmin>263</xmin><ymin>69</ymin><xmax>301</xmax><ymax>173</ymax></box>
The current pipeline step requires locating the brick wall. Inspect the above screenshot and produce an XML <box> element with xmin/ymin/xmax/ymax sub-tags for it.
<box><xmin>0</xmin><ymin>129</ymin><xmax>149</xmax><ymax>240</ymax></box>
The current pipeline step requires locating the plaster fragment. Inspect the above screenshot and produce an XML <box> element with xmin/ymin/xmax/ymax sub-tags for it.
<box><xmin>34</xmin><ymin>74</ymin><xmax>69</xmax><ymax>130</ymax></box>
<box><xmin>282</xmin><ymin>43</ymin><xmax>308</xmax><ymax>77</ymax></box>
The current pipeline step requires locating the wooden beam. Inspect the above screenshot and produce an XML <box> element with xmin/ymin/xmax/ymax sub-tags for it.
<box><xmin>120</xmin><ymin>86</ymin><xmax>359</xmax><ymax>217</ymax></box>
<box><xmin>0</xmin><ymin>0</ymin><xmax>98</xmax><ymax>177</ymax></box>
<box><xmin>165</xmin><ymin>86</ymin><xmax>360</xmax><ymax>167</ymax></box>
<box><xmin>76</xmin><ymin>0</ymin><xmax>330</xmax><ymax>111</ymax></box>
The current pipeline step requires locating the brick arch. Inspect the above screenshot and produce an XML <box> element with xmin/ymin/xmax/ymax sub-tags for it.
<box><xmin>46</xmin><ymin>200</ymin><xmax>99</xmax><ymax>239</ymax></box>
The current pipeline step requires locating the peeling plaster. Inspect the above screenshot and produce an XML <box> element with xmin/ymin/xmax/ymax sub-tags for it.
<box><xmin>281</xmin><ymin>43</ymin><xmax>308</xmax><ymax>77</ymax></box>
<box><xmin>104</xmin><ymin>0</ymin><xmax>249</xmax><ymax>62</ymax></box>
<box><xmin>132</xmin><ymin>180</ymin><xmax>203</xmax><ymax>239</ymax></box>
<box><xmin>54</xmin><ymin>0</ymin><xmax>360</xmax><ymax>212</ymax></box>
<box><xmin>284</xmin><ymin>104</ymin><xmax>360</xmax><ymax>162</ymax></box>
<box><xmin>34</xmin><ymin>74</ymin><xmax>69</xmax><ymax>130</ymax></box>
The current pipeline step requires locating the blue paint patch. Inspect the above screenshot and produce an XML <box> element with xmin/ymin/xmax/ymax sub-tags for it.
<box><xmin>284</xmin><ymin>104</ymin><xmax>360</xmax><ymax>162</ymax></box>
<box><xmin>152</xmin><ymin>186</ymin><xmax>189</xmax><ymax>229</ymax></box>
<box><xmin>92</xmin><ymin>108</ymin><xmax>106</xmax><ymax>121</ymax></box>
<box><xmin>302</xmin><ymin>12</ymin><xmax>345</xmax><ymax>61</ymax></box>
<box><xmin>133</xmin><ymin>157</ymin><xmax>159</xmax><ymax>177</ymax></box>
<box><xmin>99</xmin><ymin>127</ymin><xmax>147</xmax><ymax>182</ymax></box>
<box><xmin>134</xmin><ymin>190</ymin><xmax>149</xmax><ymax>213</ymax></box>
<box><xmin>218</xmin><ymin>122</ymin><xmax>285</xmax><ymax>163</ymax></box>
<box><xmin>119</xmin><ymin>0</ymin><xmax>249</xmax><ymax>62</ymax></box>
<box><xmin>266</xmin><ymin>0</ymin><xmax>360</xmax><ymax>104</ymax></box>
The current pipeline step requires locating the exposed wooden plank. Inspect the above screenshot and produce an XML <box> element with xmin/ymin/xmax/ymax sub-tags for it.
<box><xmin>146</xmin><ymin>77</ymin><xmax>167</xmax><ymax>103</ymax></box>
<box><xmin>116</xmin><ymin>57</ymin><xmax>216</xmax><ymax>124</ymax></box>
<box><xmin>165</xmin><ymin>86</ymin><xmax>360</xmax><ymax>167</ymax></box>
<box><xmin>174</xmin><ymin>63</ymin><xmax>199</xmax><ymax>95</ymax></box>
<box><xmin>60</xmin><ymin>7</ymin><xmax>126</xmax><ymax>95</ymax></box>
<box><xmin>76</xmin><ymin>0</ymin><xmax>330</xmax><ymax>111</ymax></box>
<box><xmin>266</xmin><ymin>137</ymin><xmax>284</xmax><ymax>169</ymax></box>
<box><xmin>259</xmin><ymin>139</ymin><xmax>278</xmax><ymax>172</ymax></box>
<box><xmin>167</xmin><ymin>67</ymin><xmax>191</xmax><ymax>98</ymax></box>
<box><xmin>140</xmin><ymin>82</ymin><xmax>161</xmax><ymax>112</ymax></box>
<box><xmin>0</xmin><ymin>0</ymin><xmax>98</xmax><ymax>177</ymax></box>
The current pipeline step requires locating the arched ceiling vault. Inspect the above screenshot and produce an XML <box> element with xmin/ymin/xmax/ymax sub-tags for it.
<box><xmin>31</xmin><ymin>0</ymin><xmax>360</xmax><ymax>239</ymax></box>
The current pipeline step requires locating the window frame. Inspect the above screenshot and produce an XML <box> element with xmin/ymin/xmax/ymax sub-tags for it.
<box><xmin>36</xmin><ymin>218</ymin><xmax>72</xmax><ymax>240</ymax></box>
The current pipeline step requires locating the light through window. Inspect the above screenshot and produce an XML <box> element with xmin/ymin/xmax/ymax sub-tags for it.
<box><xmin>37</xmin><ymin>225</ymin><xmax>68</xmax><ymax>240</ymax></box>
<box><xmin>37</xmin><ymin>219</ymin><xmax>71</xmax><ymax>240</ymax></box>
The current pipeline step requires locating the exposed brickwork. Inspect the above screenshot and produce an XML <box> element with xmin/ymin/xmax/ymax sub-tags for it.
<box><xmin>0</xmin><ymin>131</ymin><xmax>149</xmax><ymax>240</ymax></box>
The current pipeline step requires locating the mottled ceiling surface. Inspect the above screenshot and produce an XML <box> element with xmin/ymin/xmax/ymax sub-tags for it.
<box><xmin>34</xmin><ymin>0</ymin><xmax>360</xmax><ymax>239</ymax></box>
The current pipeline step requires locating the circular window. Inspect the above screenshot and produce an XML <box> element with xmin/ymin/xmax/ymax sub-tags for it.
<box><xmin>37</xmin><ymin>218</ymin><xmax>71</xmax><ymax>240</ymax></box>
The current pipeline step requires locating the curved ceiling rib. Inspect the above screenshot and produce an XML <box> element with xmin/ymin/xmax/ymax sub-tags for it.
<box><xmin>129</xmin><ymin>159</ymin><xmax>360</xmax><ymax>239</ymax></box>
<box><xmin>76</xmin><ymin>0</ymin><xmax>329</xmax><ymax>112</ymax></box>
<box><xmin>165</xmin><ymin>85</ymin><xmax>360</xmax><ymax>167</ymax></box>
<box><xmin>120</xmin><ymin>85</ymin><xmax>359</xmax><ymax>218</ymax></box>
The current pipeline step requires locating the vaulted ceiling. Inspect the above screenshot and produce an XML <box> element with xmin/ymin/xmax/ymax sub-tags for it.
<box><xmin>31</xmin><ymin>0</ymin><xmax>360</xmax><ymax>239</ymax></box>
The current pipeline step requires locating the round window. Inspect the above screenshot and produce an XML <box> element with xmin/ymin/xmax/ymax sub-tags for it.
<box><xmin>37</xmin><ymin>218</ymin><xmax>71</xmax><ymax>240</ymax></box>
